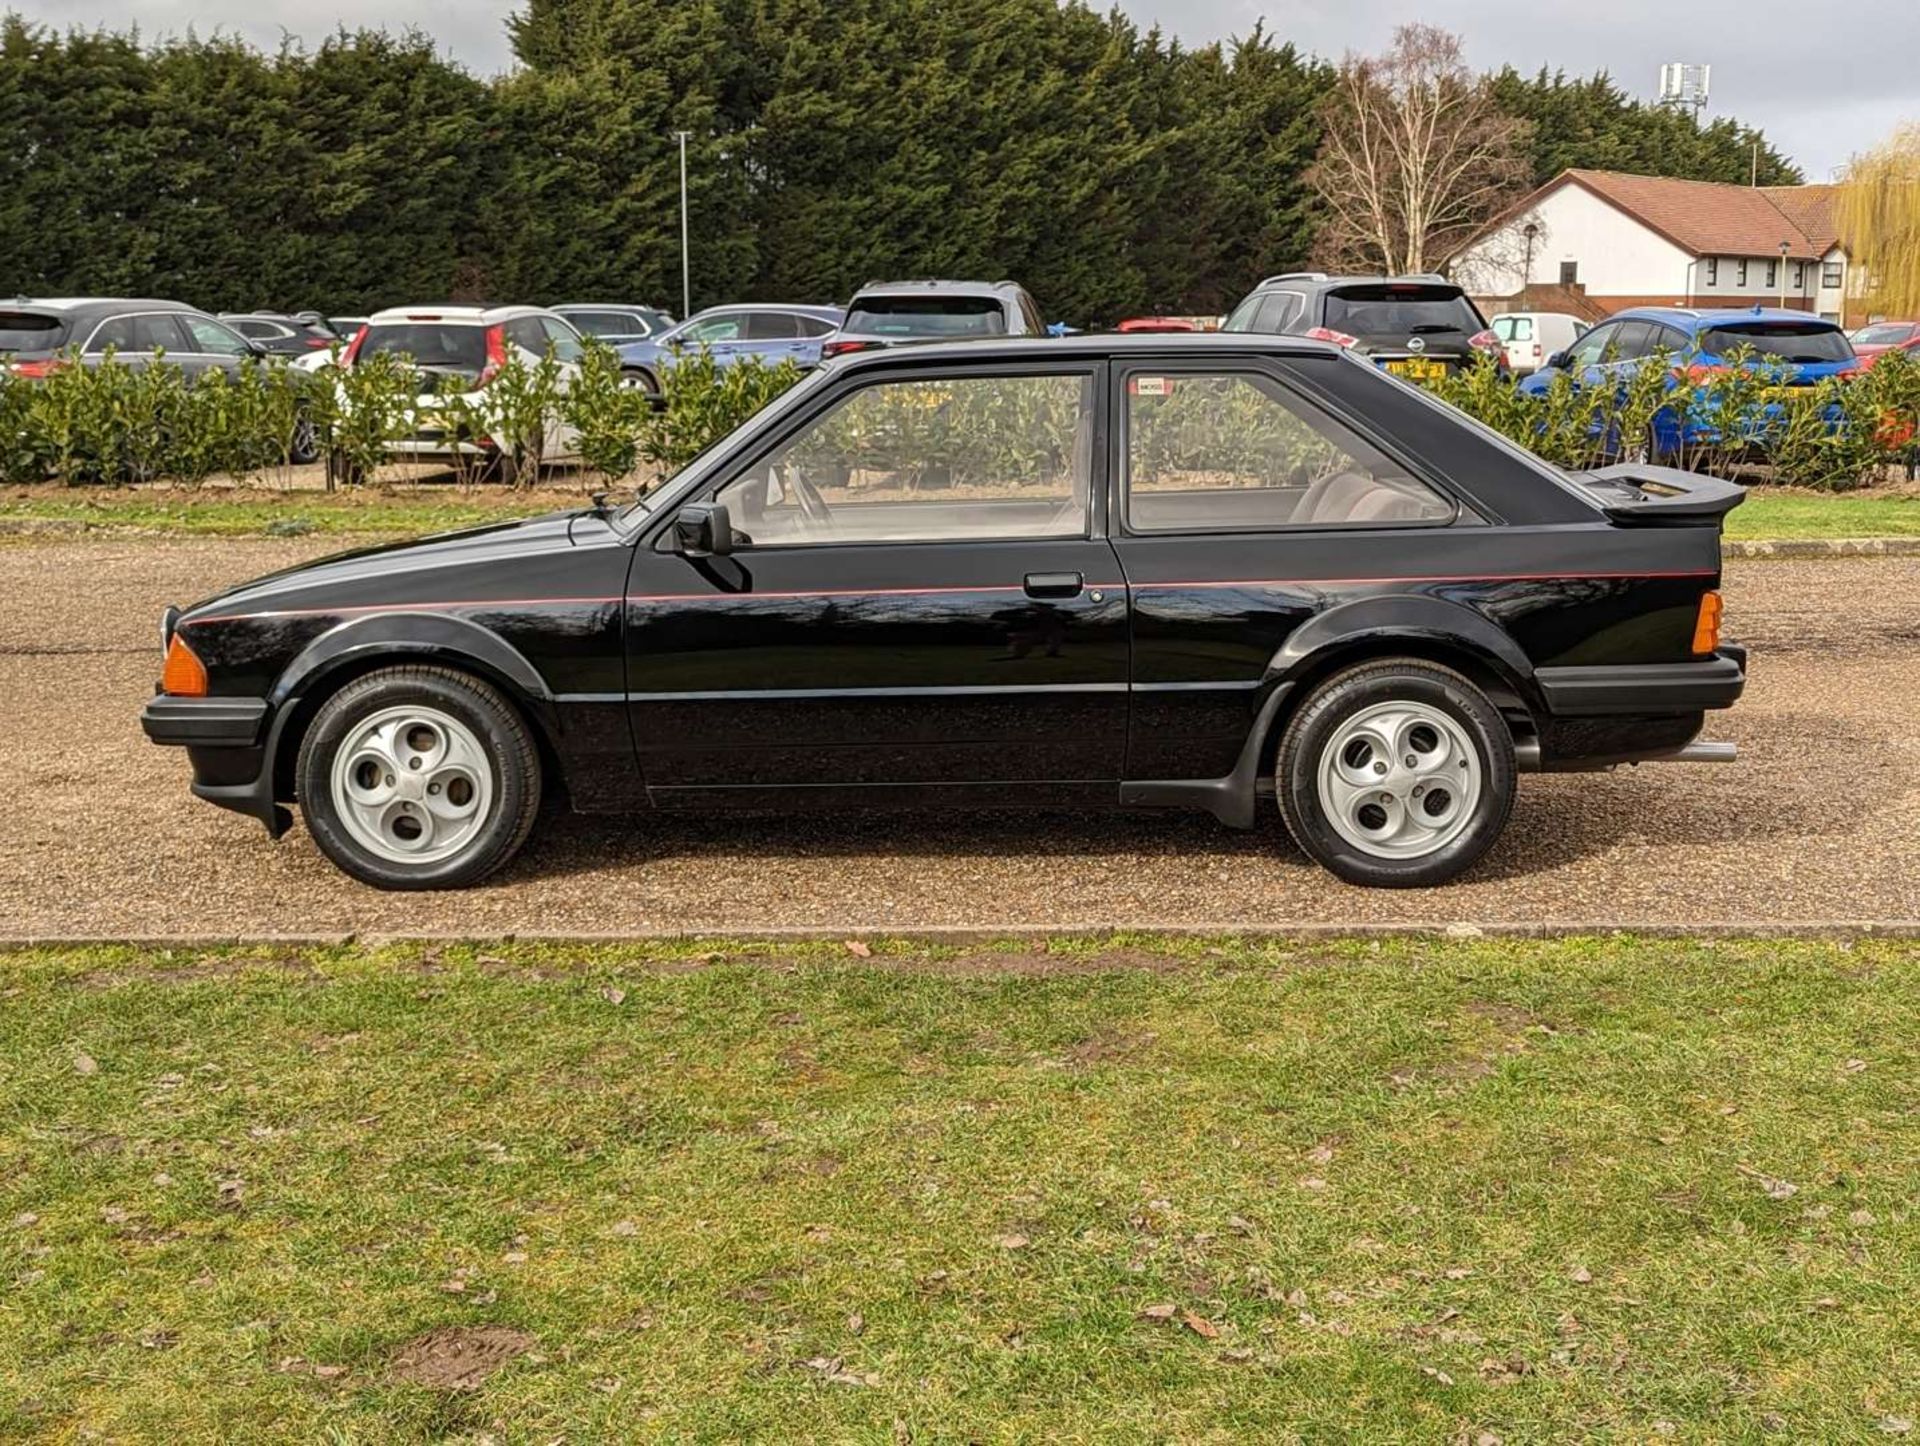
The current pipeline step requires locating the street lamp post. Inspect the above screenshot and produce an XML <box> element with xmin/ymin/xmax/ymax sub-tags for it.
<box><xmin>675</xmin><ymin>130</ymin><xmax>692</xmax><ymax>320</ymax></box>
<box><xmin>1779</xmin><ymin>240</ymin><xmax>1790</xmax><ymax>309</ymax></box>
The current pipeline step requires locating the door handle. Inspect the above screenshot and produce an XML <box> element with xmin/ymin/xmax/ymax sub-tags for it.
<box><xmin>1024</xmin><ymin>571</ymin><xmax>1084</xmax><ymax>599</ymax></box>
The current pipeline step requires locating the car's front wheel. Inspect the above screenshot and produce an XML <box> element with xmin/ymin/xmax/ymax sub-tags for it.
<box><xmin>295</xmin><ymin>666</ymin><xmax>542</xmax><ymax>890</ymax></box>
<box><xmin>1276</xmin><ymin>659</ymin><xmax>1514</xmax><ymax>888</ymax></box>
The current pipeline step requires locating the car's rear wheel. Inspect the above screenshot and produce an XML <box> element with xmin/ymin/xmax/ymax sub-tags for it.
<box><xmin>296</xmin><ymin>665</ymin><xmax>541</xmax><ymax>890</ymax></box>
<box><xmin>621</xmin><ymin>368</ymin><xmax>659</xmax><ymax>396</ymax></box>
<box><xmin>1276</xmin><ymin>659</ymin><xmax>1514</xmax><ymax>888</ymax></box>
<box><xmin>289</xmin><ymin>407</ymin><xmax>320</xmax><ymax>466</ymax></box>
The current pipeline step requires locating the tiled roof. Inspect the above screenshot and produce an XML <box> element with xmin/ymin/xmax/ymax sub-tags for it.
<box><xmin>1542</xmin><ymin>170</ymin><xmax>1841</xmax><ymax>260</ymax></box>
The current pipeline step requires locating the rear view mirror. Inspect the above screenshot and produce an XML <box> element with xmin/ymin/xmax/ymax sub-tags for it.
<box><xmin>675</xmin><ymin>501</ymin><xmax>732</xmax><ymax>557</ymax></box>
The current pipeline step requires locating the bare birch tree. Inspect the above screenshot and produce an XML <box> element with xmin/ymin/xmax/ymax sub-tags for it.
<box><xmin>1838</xmin><ymin>124</ymin><xmax>1920</xmax><ymax>316</ymax></box>
<box><xmin>1307</xmin><ymin>26</ymin><xmax>1532</xmax><ymax>275</ymax></box>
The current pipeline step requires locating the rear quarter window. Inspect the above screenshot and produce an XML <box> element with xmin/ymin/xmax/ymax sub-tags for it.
<box><xmin>0</xmin><ymin>313</ymin><xmax>70</xmax><ymax>353</ymax></box>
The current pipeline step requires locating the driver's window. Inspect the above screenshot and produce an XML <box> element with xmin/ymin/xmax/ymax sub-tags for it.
<box><xmin>1566</xmin><ymin>324</ymin><xmax>1615</xmax><ymax>367</ymax></box>
<box><xmin>711</xmin><ymin>372</ymin><xmax>1094</xmax><ymax>548</ymax></box>
<box><xmin>182</xmin><ymin>316</ymin><xmax>251</xmax><ymax>356</ymax></box>
<box><xmin>682</xmin><ymin>316</ymin><xmax>743</xmax><ymax>344</ymax></box>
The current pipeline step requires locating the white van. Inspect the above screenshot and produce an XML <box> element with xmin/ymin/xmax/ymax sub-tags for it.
<box><xmin>1490</xmin><ymin>312</ymin><xmax>1587</xmax><ymax>376</ymax></box>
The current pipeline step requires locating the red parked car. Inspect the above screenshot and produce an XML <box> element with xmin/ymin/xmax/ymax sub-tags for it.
<box><xmin>1850</xmin><ymin>321</ymin><xmax>1920</xmax><ymax>365</ymax></box>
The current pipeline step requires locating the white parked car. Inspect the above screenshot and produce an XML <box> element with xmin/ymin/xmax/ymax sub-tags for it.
<box><xmin>1489</xmin><ymin>312</ymin><xmax>1587</xmax><ymax>376</ymax></box>
<box><xmin>339</xmin><ymin>305</ymin><xmax>588</xmax><ymax>481</ymax></box>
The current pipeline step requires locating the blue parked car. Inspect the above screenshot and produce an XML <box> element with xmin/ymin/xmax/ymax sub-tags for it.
<box><xmin>1518</xmin><ymin>306</ymin><xmax>1858</xmax><ymax>460</ymax></box>
<box><xmin>614</xmin><ymin>304</ymin><xmax>845</xmax><ymax>394</ymax></box>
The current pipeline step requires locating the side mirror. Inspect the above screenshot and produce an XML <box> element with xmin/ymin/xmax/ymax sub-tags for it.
<box><xmin>675</xmin><ymin>500</ymin><xmax>732</xmax><ymax>557</ymax></box>
<box><xmin>1545</xmin><ymin>350</ymin><xmax>1571</xmax><ymax>371</ymax></box>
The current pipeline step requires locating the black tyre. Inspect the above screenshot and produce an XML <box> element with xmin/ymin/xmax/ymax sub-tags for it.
<box><xmin>621</xmin><ymin>368</ymin><xmax>659</xmax><ymax>396</ymax></box>
<box><xmin>289</xmin><ymin>407</ymin><xmax>320</xmax><ymax>466</ymax></box>
<box><xmin>1275</xmin><ymin>659</ymin><xmax>1515</xmax><ymax>888</ymax></box>
<box><xmin>295</xmin><ymin>665</ymin><xmax>542</xmax><ymax>890</ymax></box>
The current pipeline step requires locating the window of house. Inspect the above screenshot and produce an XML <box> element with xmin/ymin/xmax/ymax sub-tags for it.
<box><xmin>711</xmin><ymin>372</ymin><xmax>1093</xmax><ymax>547</ymax></box>
<box><xmin>1706</xmin><ymin>258</ymin><xmax>1719</xmax><ymax>286</ymax></box>
<box><xmin>1766</xmin><ymin>260</ymin><xmax>1778</xmax><ymax>289</ymax></box>
<box><xmin>1794</xmin><ymin>262</ymin><xmax>1806</xmax><ymax>290</ymax></box>
<box><xmin>1123</xmin><ymin>371</ymin><xmax>1452</xmax><ymax>533</ymax></box>
<box><xmin>1822</xmin><ymin>262</ymin><xmax>1844</xmax><ymax>289</ymax></box>
<box><xmin>1737</xmin><ymin>260</ymin><xmax>1749</xmax><ymax>288</ymax></box>
<box><xmin>1558</xmin><ymin>261</ymin><xmax>1578</xmax><ymax>286</ymax></box>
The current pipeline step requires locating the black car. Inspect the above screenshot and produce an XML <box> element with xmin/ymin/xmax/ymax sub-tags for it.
<box><xmin>1223</xmin><ymin>273</ymin><xmax>1505</xmax><ymax>382</ymax></box>
<box><xmin>142</xmin><ymin>333</ymin><xmax>1746</xmax><ymax>891</ymax></box>
<box><xmin>220</xmin><ymin>312</ymin><xmax>343</xmax><ymax>357</ymax></box>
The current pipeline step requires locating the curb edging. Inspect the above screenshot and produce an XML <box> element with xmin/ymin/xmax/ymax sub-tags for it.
<box><xmin>1725</xmin><ymin>537</ymin><xmax>1920</xmax><ymax>559</ymax></box>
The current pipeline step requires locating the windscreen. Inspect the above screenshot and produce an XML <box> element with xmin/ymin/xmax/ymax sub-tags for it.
<box><xmin>1492</xmin><ymin>316</ymin><xmax>1532</xmax><ymax>341</ymax></box>
<box><xmin>357</xmin><ymin>323</ymin><xmax>488</xmax><ymax>378</ymax></box>
<box><xmin>1852</xmin><ymin>322</ymin><xmax>1915</xmax><ymax>347</ymax></box>
<box><xmin>566</xmin><ymin>311</ymin><xmax>650</xmax><ymax>338</ymax></box>
<box><xmin>1324</xmin><ymin>285</ymin><xmax>1481</xmax><ymax>337</ymax></box>
<box><xmin>1698</xmin><ymin>324</ymin><xmax>1852</xmax><ymax>363</ymax></box>
<box><xmin>843</xmin><ymin>295</ymin><xmax>1007</xmax><ymax>338</ymax></box>
<box><xmin>0</xmin><ymin>312</ymin><xmax>69</xmax><ymax>353</ymax></box>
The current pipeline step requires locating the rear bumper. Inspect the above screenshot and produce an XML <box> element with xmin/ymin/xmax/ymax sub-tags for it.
<box><xmin>1534</xmin><ymin>646</ymin><xmax>1747</xmax><ymax>717</ymax></box>
<box><xmin>141</xmin><ymin>695</ymin><xmax>292</xmax><ymax>836</ymax></box>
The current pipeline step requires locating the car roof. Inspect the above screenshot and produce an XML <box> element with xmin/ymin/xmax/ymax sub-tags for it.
<box><xmin>4</xmin><ymin>297</ymin><xmax>198</xmax><ymax>316</ymax></box>
<box><xmin>366</xmin><ymin>304</ymin><xmax>554</xmax><ymax>324</ymax></box>
<box><xmin>681</xmin><ymin>303</ymin><xmax>844</xmax><ymax>321</ymax></box>
<box><xmin>554</xmin><ymin>303</ymin><xmax>663</xmax><ymax>312</ymax></box>
<box><xmin>1247</xmin><ymin>273</ymin><xmax>1460</xmax><ymax>292</ymax></box>
<box><xmin>824</xmin><ymin>332</ymin><xmax>1346</xmax><ymax>371</ymax></box>
<box><xmin>850</xmin><ymin>279</ymin><xmax>1027</xmax><ymax>299</ymax></box>
<box><xmin>1606</xmin><ymin>305</ymin><xmax>1844</xmax><ymax>330</ymax></box>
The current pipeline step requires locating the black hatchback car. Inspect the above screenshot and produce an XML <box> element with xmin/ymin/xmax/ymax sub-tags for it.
<box><xmin>143</xmin><ymin>334</ymin><xmax>1746</xmax><ymax>891</ymax></box>
<box><xmin>1222</xmin><ymin>273</ymin><xmax>1505</xmax><ymax>383</ymax></box>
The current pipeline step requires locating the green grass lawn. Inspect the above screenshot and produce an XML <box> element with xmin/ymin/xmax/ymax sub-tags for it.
<box><xmin>3</xmin><ymin>935</ymin><xmax>1915</xmax><ymax>1441</ymax></box>
<box><xmin>1727</xmin><ymin>489</ymin><xmax>1920</xmax><ymax>540</ymax></box>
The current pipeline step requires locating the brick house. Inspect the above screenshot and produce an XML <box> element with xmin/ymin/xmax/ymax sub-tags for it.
<box><xmin>1448</xmin><ymin>169</ymin><xmax>1869</xmax><ymax>326</ymax></box>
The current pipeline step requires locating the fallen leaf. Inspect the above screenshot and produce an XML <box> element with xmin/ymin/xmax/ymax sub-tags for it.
<box><xmin>72</xmin><ymin>1052</ymin><xmax>98</xmax><ymax>1076</ymax></box>
<box><xmin>440</xmin><ymin>1277</ymin><xmax>468</xmax><ymax>1293</ymax></box>
<box><xmin>13</xmin><ymin>1213</ymin><xmax>37</xmax><ymax>1227</ymax></box>
<box><xmin>996</xmin><ymin>1233</ymin><xmax>1030</xmax><ymax>1251</ymax></box>
<box><xmin>1444</xmin><ymin>1266</ymin><xmax>1474</xmax><ymax>1280</ymax></box>
<box><xmin>1306</xmin><ymin>1143</ymin><xmax>1336</xmax><ymax>1166</ymax></box>
<box><xmin>503</xmin><ymin>1251</ymin><xmax>528</xmax><ymax>1265</ymax></box>
<box><xmin>1139</xmin><ymin>1303</ymin><xmax>1178</xmax><ymax>1322</ymax></box>
<box><xmin>1850</xmin><ymin>1209</ymin><xmax>1878</xmax><ymax>1226</ymax></box>
<box><xmin>609</xmin><ymin>1219</ymin><xmax>639</xmax><ymax>1238</ymax></box>
<box><xmin>1568</xmin><ymin>1266</ymin><xmax>1592</xmax><ymax>1284</ymax></box>
<box><xmin>1479</xmin><ymin>1356</ymin><xmax>1532</xmax><ymax>1384</ymax></box>
<box><xmin>600</xmin><ymin>986</ymin><xmax>627</xmax><ymax>1006</ymax></box>
<box><xmin>846</xmin><ymin>1313</ymin><xmax>865</xmax><ymax>1335</ymax></box>
<box><xmin>101</xmin><ymin>1205</ymin><xmax>129</xmax><ymax>1225</ymax></box>
<box><xmin>843</xmin><ymin>940</ymin><xmax>873</xmax><ymax>958</ymax></box>
<box><xmin>1299</xmin><ymin>1176</ymin><xmax>1328</xmax><ymax>1191</ymax></box>
<box><xmin>312</xmin><ymin>1364</ymin><xmax>347</xmax><ymax>1380</ymax></box>
<box><xmin>1844</xmin><ymin>1058</ymin><xmax>1869</xmax><ymax>1073</ymax></box>
<box><xmin>1736</xmin><ymin>1164</ymin><xmax>1801</xmax><ymax>1201</ymax></box>
<box><xmin>1180</xmin><ymin>1310</ymin><xmax>1220</xmax><ymax>1340</ymax></box>
<box><xmin>217</xmin><ymin>1178</ymin><xmax>245</xmax><ymax>1209</ymax></box>
<box><xmin>1220</xmin><ymin>1347</ymin><xmax>1254</xmax><ymax>1363</ymax></box>
<box><xmin>1227</xmin><ymin>1214</ymin><xmax>1255</xmax><ymax>1236</ymax></box>
<box><xmin>1283</xmin><ymin>1288</ymin><xmax>1308</xmax><ymax>1308</ymax></box>
<box><xmin>1879</xmin><ymin>1417</ymin><xmax>1914</xmax><ymax>1437</ymax></box>
<box><xmin>1420</xmin><ymin>1365</ymin><xmax>1455</xmax><ymax>1386</ymax></box>
<box><xmin>152</xmin><ymin>1173</ymin><xmax>172</xmax><ymax>1187</ymax></box>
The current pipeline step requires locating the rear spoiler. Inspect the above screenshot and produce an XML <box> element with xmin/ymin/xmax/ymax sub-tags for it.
<box><xmin>1574</xmin><ymin>464</ymin><xmax>1747</xmax><ymax>527</ymax></box>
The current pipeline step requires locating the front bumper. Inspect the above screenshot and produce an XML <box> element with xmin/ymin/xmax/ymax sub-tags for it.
<box><xmin>1534</xmin><ymin>646</ymin><xmax>1747</xmax><ymax>718</ymax></box>
<box><xmin>141</xmin><ymin>694</ymin><xmax>292</xmax><ymax>836</ymax></box>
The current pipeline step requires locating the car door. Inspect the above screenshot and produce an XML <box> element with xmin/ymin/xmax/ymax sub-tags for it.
<box><xmin>83</xmin><ymin>312</ymin><xmax>194</xmax><ymax>371</ymax></box>
<box><xmin>739</xmin><ymin>310</ymin><xmax>809</xmax><ymax>365</ymax></box>
<box><xmin>624</xmin><ymin>361</ymin><xmax>1130</xmax><ymax>807</ymax></box>
<box><xmin>175</xmin><ymin>313</ymin><xmax>258</xmax><ymax>379</ymax></box>
<box><xmin>1104</xmin><ymin>356</ymin><xmax>1461</xmax><ymax>787</ymax></box>
<box><xmin>673</xmin><ymin>311</ymin><xmax>748</xmax><ymax>366</ymax></box>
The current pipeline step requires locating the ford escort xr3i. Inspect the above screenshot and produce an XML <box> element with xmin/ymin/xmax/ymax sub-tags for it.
<box><xmin>143</xmin><ymin>334</ymin><xmax>1746</xmax><ymax>890</ymax></box>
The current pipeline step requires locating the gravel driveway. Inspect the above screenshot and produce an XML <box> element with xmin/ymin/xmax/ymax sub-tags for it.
<box><xmin>2</xmin><ymin>538</ymin><xmax>1915</xmax><ymax>937</ymax></box>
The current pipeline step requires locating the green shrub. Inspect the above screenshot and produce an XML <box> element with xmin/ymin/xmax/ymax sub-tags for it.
<box><xmin>642</xmin><ymin>350</ymin><xmax>805</xmax><ymax>473</ymax></box>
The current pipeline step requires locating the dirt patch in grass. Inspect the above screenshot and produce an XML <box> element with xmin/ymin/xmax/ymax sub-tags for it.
<box><xmin>388</xmin><ymin>1325</ymin><xmax>536</xmax><ymax>1391</ymax></box>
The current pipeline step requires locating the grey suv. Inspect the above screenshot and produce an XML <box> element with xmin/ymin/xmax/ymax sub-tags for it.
<box><xmin>1222</xmin><ymin>273</ymin><xmax>1503</xmax><ymax>381</ymax></box>
<box><xmin>824</xmin><ymin>279</ymin><xmax>1046</xmax><ymax>358</ymax></box>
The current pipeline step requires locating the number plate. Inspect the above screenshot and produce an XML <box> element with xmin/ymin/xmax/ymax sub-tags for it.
<box><xmin>1385</xmin><ymin>358</ymin><xmax>1445</xmax><ymax>383</ymax></box>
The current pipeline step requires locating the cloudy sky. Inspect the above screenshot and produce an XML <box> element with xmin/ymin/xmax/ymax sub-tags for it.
<box><xmin>16</xmin><ymin>0</ymin><xmax>1917</xmax><ymax>178</ymax></box>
